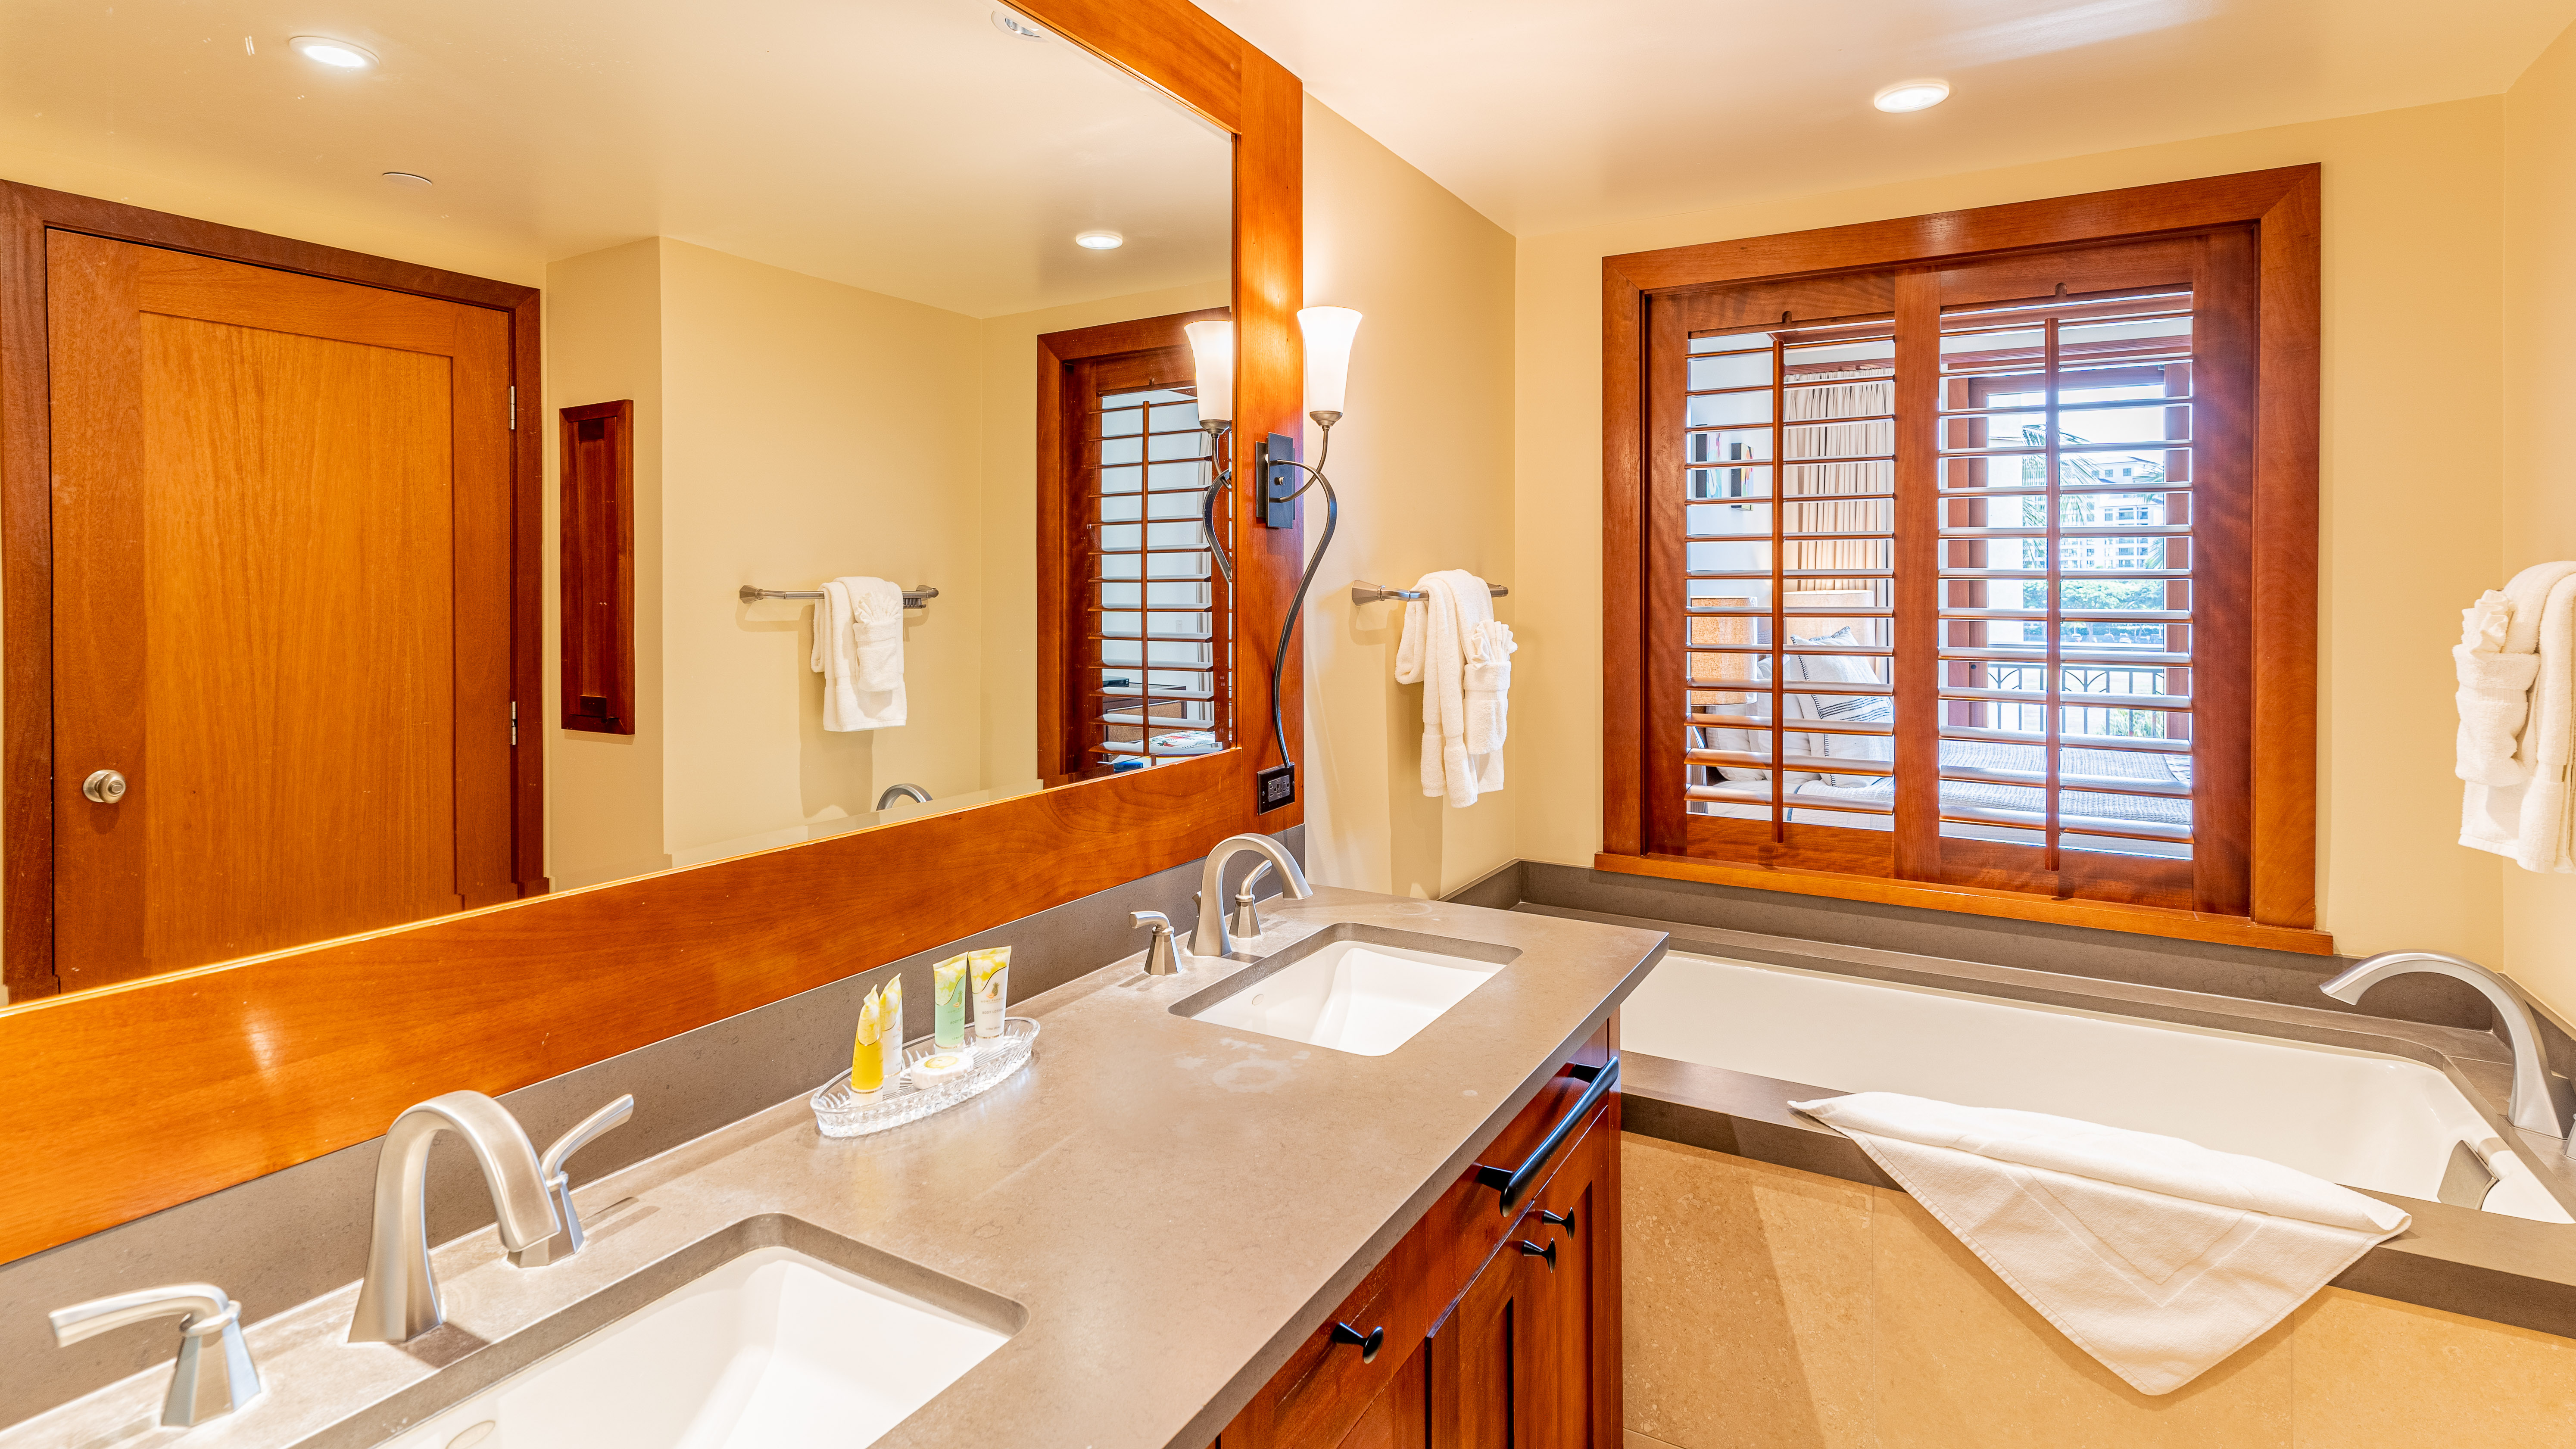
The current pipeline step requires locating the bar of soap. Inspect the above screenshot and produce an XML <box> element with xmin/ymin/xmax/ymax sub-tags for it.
<box><xmin>904</xmin><ymin>1050</ymin><xmax>975</xmax><ymax>1088</ymax></box>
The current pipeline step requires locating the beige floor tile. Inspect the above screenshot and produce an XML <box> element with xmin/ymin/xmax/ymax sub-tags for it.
<box><xmin>1870</xmin><ymin>1189</ymin><xmax>2292</xmax><ymax>1448</ymax></box>
<box><xmin>1622</xmin><ymin>1135</ymin><xmax>1877</xmax><ymax>1449</ymax></box>
<box><xmin>2290</xmin><ymin>1288</ymin><xmax>2576</xmax><ymax>1448</ymax></box>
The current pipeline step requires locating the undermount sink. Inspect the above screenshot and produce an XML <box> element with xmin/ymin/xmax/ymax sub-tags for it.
<box><xmin>384</xmin><ymin>1218</ymin><xmax>1020</xmax><ymax>1449</ymax></box>
<box><xmin>1171</xmin><ymin>923</ymin><xmax>1520</xmax><ymax>1056</ymax></box>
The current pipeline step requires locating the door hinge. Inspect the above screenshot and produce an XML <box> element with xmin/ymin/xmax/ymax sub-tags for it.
<box><xmin>508</xmin><ymin>386</ymin><xmax>518</xmax><ymax>430</ymax></box>
<box><xmin>510</xmin><ymin>701</ymin><xmax>518</xmax><ymax>747</ymax></box>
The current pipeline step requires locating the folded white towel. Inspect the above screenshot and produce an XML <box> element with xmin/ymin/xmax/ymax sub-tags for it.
<box><xmin>2457</xmin><ymin>589</ymin><xmax>2537</xmax><ymax>786</ymax></box>
<box><xmin>1794</xmin><ymin>1092</ymin><xmax>2407</xmax><ymax>1396</ymax></box>
<box><xmin>2464</xmin><ymin>562</ymin><xmax>2576</xmax><ymax>869</ymax></box>
<box><xmin>810</xmin><ymin>576</ymin><xmax>906</xmax><ymax>731</ymax></box>
<box><xmin>1395</xmin><ymin>570</ymin><xmax>1505</xmax><ymax>806</ymax></box>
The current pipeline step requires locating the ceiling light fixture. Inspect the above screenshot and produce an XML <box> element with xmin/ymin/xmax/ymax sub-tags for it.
<box><xmin>289</xmin><ymin>35</ymin><xmax>377</xmax><ymax>69</ymax></box>
<box><xmin>1873</xmin><ymin>79</ymin><xmax>1950</xmax><ymax>113</ymax></box>
<box><xmin>382</xmin><ymin>172</ymin><xmax>432</xmax><ymax>188</ymax></box>
<box><xmin>1074</xmin><ymin>230</ymin><xmax>1124</xmax><ymax>250</ymax></box>
<box><xmin>991</xmin><ymin>10</ymin><xmax>1050</xmax><ymax>41</ymax></box>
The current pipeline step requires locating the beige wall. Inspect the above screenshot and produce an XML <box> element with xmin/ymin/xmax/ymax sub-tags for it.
<box><xmin>1300</xmin><ymin>98</ymin><xmax>1520</xmax><ymax>899</ymax></box>
<box><xmin>1627</xmin><ymin>1138</ymin><xmax>2576</xmax><ymax>1449</ymax></box>
<box><xmin>543</xmin><ymin>240</ymin><xmax>671</xmax><ymax>888</ymax></box>
<box><xmin>973</xmin><ymin>280</ymin><xmax>1229</xmax><ymax>796</ymax></box>
<box><xmin>1509</xmin><ymin>99</ymin><xmax>2513</xmax><ymax>965</ymax></box>
<box><xmin>2501</xmin><ymin>26</ymin><xmax>2576</xmax><ymax>1026</ymax></box>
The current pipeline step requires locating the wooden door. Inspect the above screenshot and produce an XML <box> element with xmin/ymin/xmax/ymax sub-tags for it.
<box><xmin>45</xmin><ymin>230</ymin><xmax>518</xmax><ymax>990</ymax></box>
<box><xmin>1426</xmin><ymin>1216</ymin><xmax>1538</xmax><ymax>1449</ymax></box>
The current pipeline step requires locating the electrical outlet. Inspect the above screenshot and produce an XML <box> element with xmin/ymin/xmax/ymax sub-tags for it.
<box><xmin>1256</xmin><ymin>763</ymin><xmax>1296</xmax><ymax>812</ymax></box>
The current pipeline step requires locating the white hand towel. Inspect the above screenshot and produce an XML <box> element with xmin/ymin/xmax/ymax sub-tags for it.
<box><xmin>2456</xmin><ymin>589</ymin><xmax>2535</xmax><ymax>786</ymax></box>
<box><xmin>1794</xmin><ymin>1092</ymin><xmax>2407</xmax><ymax>1396</ymax></box>
<box><xmin>1395</xmin><ymin>570</ymin><xmax>1505</xmax><ymax>806</ymax></box>
<box><xmin>809</xmin><ymin>576</ymin><xmax>906</xmax><ymax>732</ymax></box>
<box><xmin>2464</xmin><ymin>561</ymin><xmax>2576</xmax><ymax>869</ymax></box>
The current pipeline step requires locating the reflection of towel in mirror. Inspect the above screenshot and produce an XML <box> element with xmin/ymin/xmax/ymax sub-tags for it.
<box><xmin>2464</xmin><ymin>561</ymin><xmax>2576</xmax><ymax>869</ymax></box>
<box><xmin>1395</xmin><ymin>570</ymin><xmax>1506</xmax><ymax>806</ymax></box>
<box><xmin>811</xmin><ymin>576</ymin><xmax>906</xmax><ymax>731</ymax></box>
<box><xmin>1794</xmin><ymin>1091</ymin><xmax>2407</xmax><ymax>1397</ymax></box>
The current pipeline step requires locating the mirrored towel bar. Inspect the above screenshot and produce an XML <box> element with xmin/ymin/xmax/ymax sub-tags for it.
<box><xmin>1350</xmin><ymin>580</ymin><xmax>1509</xmax><ymax>605</ymax></box>
<box><xmin>739</xmin><ymin>584</ymin><xmax>939</xmax><ymax>610</ymax></box>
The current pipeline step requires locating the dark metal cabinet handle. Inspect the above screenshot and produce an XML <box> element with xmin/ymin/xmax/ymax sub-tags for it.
<box><xmin>1537</xmin><ymin>1207</ymin><xmax>1576</xmax><ymax>1233</ymax></box>
<box><xmin>1330</xmin><ymin>1321</ymin><xmax>1385</xmax><ymax>1363</ymax></box>
<box><xmin>1518</xmin><ymin>1238</ymin><xmax>1559</xmax><ymax>1270</ymax></box>
<box><xmin>1471</xmin><ymin>1055</ymin><xmax>1620</xmax><ymax>1212</ymax></box>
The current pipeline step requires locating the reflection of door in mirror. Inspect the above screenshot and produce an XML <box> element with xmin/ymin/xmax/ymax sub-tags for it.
<box><xmin>42</xmin><ymin>231</ymin><xmax>523</xmax><ymax>994</ymax></box>
<box><xmin>1037</xmin><ymin>310</ymin><xmax>1232</xmax><ymax>782</ymax></box>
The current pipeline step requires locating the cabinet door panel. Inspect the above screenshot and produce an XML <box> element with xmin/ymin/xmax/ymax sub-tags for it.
<box><xmin>1335</xmin><ymin>1339</ymin><xmax>1428</xmax><ymax>1449</ymax></box>
<box><xmin>1427</xmin><ymin>1225</ymin><xmax>1534</xmax><ymax>1449</ymax></box>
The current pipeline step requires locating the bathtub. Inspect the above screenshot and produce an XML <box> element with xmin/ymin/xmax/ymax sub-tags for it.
<box><xmin>1621</xmin><ymin>950</ymin><xmax>2574</xmax><ymax>1224</ymax></box>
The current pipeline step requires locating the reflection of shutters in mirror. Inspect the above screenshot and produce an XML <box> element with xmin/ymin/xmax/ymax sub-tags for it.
<box><xmin>1037</xmin><ymin>309</ymin><xmax>1232</xmax><ymax>781</ymax></box>
<box><xmin>1646</xmin><ymin>232</ymin><xmax>2253</xmax><ymax>914</ymax></box>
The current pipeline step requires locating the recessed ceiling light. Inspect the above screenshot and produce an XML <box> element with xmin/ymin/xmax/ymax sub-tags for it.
<box><xmin>382</xmin><ymin>171</ymin><xmax>432</xmax><ymax>188</ymax></box>
<box><xmin>289</xmin><ymin>36</ymin><xmax>377</xmax><ymax>69</ymax></box>
<box><xmin>1075</xmin><ymin>230</ymin><xmax>1125</xmax><ymax>251</ymax></box>
<box><xmin>1873</xmin><ymin>79</ymin><xmax>1950</xmax><ymax>113</ymax></box>
<box><xmin>991</xmin><ymin>10</ymin><xmax>1050</xmax><ymax>41</ymax></box>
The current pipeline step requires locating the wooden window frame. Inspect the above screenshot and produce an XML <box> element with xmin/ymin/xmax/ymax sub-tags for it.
<box><xmin>559</xmin><ymin>399</ymin><xmax>637</xmax><ymax>736</ymax></box>
<box><xmin>1036</xmin><ymin>306</ymin><xmax>1229</xmax><ymax>781</ymax></box>
<box><xmin>0</xmin><ymin>0</ymin><xmax>1308</xmax><ymax>1266</ymax></box>
<box><xmin>1601</xmin><ymin>166</ymin><xmax>2328</xmax><ymax>956</ymax></box>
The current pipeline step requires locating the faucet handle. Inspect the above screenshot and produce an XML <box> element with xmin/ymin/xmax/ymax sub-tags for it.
<box><xmin>1131</xmin><ymin>910</ymin><xmax>1173</xmax><ymax>934</ymax></box>
<box><xmin>52</xmin><ymin>1284</ymin><xmax>262</xmax><ymax>1427</ymax></box>
<box><xmin>510</xmin><ymin>1094</ymin><xmax>635</xmax><ymax>1269</ymax></box>
<box><xmin>1131</xmin><ymin>911</ymin><xmax>1189</xmax><ymax>975</ymax></box>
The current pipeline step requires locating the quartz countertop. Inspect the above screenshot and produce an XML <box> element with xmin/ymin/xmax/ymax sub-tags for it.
<box><xmin>6</xmin><ymin>887</ymin><xmax>1665</xmax><ymax>1449</ymax></box>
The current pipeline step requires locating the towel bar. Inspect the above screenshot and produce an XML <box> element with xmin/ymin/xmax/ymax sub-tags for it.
<box><xmin>739</xmin><ymin>585</ymin><xmax>939</xmax><ymax>610</ymax></box>
<box><xmin>1350</xmin><ymin>580</ymin><xmax>1509</xmax><ymax>605</ymax></box>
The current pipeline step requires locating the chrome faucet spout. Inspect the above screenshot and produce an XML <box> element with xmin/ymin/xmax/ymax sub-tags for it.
<box><xmin>349</xmin><ymin>1091</ymin><xmax>560</xmax><ymax>1344</ymax></box>
<box><xmin>1192</xmin><ymin>834</ymin><xmax>1313</xmax><ymax>957</ymax></box>
<box><xmin>2322</xmin><ymin>950</ymin><xmax>2576</xmax><ymax>1141</ymax></box>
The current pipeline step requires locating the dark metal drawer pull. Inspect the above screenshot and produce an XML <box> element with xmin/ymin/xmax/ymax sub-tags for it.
<box><xmin>1518</xmin><ymin>1238</ymin><xmax>1558</xmax><ymax>1269</ymax></box>
<box><xmin>1470</xmin><ymin>1054</ymin><xmax>1620</xmax><ymax>1213</ymax></box>
<box><xmin>1537</xmin><ymin>1207</ymin><xmax>1575</xmax><ymax>1233</ymax></box>
<box><xmin>1330</xmin><ymin>1321</ymin><xmax>1385</xmax><ymax>1363</ymax></box>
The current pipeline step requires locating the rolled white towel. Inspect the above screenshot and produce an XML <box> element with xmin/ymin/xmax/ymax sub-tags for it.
<box><xmin>1463</xmin><ymin>618</ymin><xmax>1515</xmax><ymax>757</ymax></box>
<box><xmin>851</xmin><ymin>578</ymin><xmax>904</xmax><ymax>693</ymax></box>
<box><xmin>2456</xmin><ymin>589</ymin><xmax>2535</xmax><ymax>787</ymax></box>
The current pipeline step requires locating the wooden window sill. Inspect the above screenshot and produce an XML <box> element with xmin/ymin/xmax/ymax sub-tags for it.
<box><xmin>1593</xmin><ymin>850</ymin><xmax>2336</xmax><ymax>957</ymax></box>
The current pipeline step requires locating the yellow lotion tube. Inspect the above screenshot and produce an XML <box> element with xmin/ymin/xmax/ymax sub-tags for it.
<box><xmin>933</xmin><ymin>956</ymin><xmax>969</xmax><ymax>1049</ymax></box>
<box><xmin>970</xmin><ymin>947</ymin><xmax>1010</xmax><ymax>1040</ymax></box>
<box><xmin>851</xmin><ymin>986</ymin><xmax>885</xmax><ymax>1094</ymax></box>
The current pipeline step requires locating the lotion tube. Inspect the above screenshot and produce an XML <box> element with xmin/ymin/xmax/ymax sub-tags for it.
<box><xmin>850</xmin><ymin>986</ymin><xmax>886</xmax><ymax>1094</ymax></box>
<box><xmin>970</xmin><ymin>947</ymin><xmax>1010</xmax><ymax>1040</ymax></box>
<box><xmin>933</xmin><ymin>955</ymin><xmax>969</xmax><ymax>1049</ymax></box>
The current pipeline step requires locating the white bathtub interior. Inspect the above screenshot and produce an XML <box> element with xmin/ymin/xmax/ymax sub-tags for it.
<box><xmin>1622</xmin><ymin>950</ymin><xmax>2573</xmax><ymax>1224</ymax></box>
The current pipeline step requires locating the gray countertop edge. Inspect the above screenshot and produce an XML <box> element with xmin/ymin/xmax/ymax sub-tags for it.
<box><xmin>1622</xmin><ymin>1052</ymin><xmax>2576</xmax><ymax>1340</ymax></box>
<box><xmin>0</xmin><ymin>890</ymin><xmax>1670</xmax><ymax>1449</ymax></box>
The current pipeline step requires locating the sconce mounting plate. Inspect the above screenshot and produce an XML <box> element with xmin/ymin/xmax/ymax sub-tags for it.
<box><xmin>1260</xmin><ymin>433</ymin><xmax>1298</xmax><ymax>530</ymax></box>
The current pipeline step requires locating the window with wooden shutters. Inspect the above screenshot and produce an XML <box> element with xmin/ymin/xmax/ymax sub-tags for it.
<box><xmin>1609</xmin><ymin>172</ymin><xmax>2319</xmax><ymax>947</ymax></box>
<box><xmin>1037</xmin><ymin>309</ymin><xmax>1233</xmax><ymax>780</ymax></box>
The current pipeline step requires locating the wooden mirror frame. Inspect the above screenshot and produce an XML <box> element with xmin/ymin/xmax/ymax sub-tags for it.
<box><xmin>0</xmin><ymin>0</ymin><xmax>1305</xmax><ymax>1265</ymax></box>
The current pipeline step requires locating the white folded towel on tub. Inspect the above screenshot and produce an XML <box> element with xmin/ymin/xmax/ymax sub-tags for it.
<box><xmin>1793</xmin><ymin>1092</ymin><xmax>2408</xmax><ymax>1396</ymax></box>
<box><xmin>810</xmin><ymin>576</ymin><xmax>906</xmax><ymax>731</ymax></box>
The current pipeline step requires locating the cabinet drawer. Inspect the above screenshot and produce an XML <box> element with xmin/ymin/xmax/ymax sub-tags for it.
<box><xmin>1267</xmin><ymin>1229</ymin><xmax>1431</xmax><ymax>1449</ymax></box>
<box><xmin>1417</xmin><ymin>1022</ymin><xmax>1613</xmax><ymax>1327</ymax></box>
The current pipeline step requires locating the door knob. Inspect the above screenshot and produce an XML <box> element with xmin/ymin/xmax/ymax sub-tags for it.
<box><xmin>81</xmin><ymin>770</ymin><xmax>127</xmax><ymax>804</ymax></box>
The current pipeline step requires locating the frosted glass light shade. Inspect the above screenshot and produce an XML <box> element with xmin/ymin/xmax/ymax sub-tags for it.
<box><xmin>1184</xmin><ymin>320</ymin><xmax>1235</xmax><ymax>424</ymax></box>
<box><xmin>1298</xmin><ymin>307</ymin><xmax>1362</xmax><ymax>417</ymax></box>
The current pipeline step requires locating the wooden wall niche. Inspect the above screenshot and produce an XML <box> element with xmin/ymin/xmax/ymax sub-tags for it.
<box><xmin>558</xmin><ymin>399</ymin><xmax>636</xmax><ymax>735</ymax></box>
<box><xmin>0</xmin><ymin>0</ymin><xmax>1306</xmax><ymax>1265</ymax></box>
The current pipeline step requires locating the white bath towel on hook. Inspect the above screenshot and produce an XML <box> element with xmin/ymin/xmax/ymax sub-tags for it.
<box><xmin>1396</xmin><ymin>570</ymin><xmax>1506</xmax><ymax>806</ymax></box>
<box><xmin>811</xmin><ymin>576</ymin><xmax>906</xmax><ymax>731</ymax></box>
<box><xmin>1793</xmin><ymin>1091</ymin><xmax>2408</xmax><ymax>1396</ymax></box>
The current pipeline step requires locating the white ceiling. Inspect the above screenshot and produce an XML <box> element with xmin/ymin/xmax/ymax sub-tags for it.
<box><xmin>1201</xmin><ymin>0</ymin><xmax>2576</xmax><ymax>236</ymax></box>
<box><xmin>0</xmin><ymin>0</ymin><xmax>1232</xmax><ymax>316</ymax></box>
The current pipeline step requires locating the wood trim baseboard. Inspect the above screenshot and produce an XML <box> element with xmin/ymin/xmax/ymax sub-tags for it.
<box><xmin>0</xmin><ymin>0</ymin><xmax>1307</xmax><ymax>1262</ymax></box>
<box><xmin>1592</xmin><ymin>850</ymin><xmax>2338</xmax><ymax>956</ymax></box>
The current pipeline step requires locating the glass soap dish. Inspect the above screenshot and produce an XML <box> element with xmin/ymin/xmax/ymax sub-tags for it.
<box><xmin>809</xmin><ymin>1018</ymin><xmax>1041</xmax><ymax>1139</ymax></box>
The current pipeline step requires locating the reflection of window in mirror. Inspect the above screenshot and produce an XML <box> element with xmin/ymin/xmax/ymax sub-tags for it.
<box><xmin>1037</xmin><ymin>310</ymin><xmax>1233</xmax><ymax>782</ymax></box>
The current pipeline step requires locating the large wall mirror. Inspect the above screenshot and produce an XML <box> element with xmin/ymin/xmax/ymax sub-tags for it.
<box><xmin>0</xmin><ymin>0</ymin><xmax>1242</xmax><ymax>1001</ymax></box>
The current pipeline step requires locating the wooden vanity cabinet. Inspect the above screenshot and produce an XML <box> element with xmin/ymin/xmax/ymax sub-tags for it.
<box><xmin>1213</xmin><ymin>1027</ymin><xmax>1620</xmax><ymax>1449</ymax></box>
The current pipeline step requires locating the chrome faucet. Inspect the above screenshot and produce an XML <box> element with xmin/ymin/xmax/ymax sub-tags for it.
<box><xmin>1232</xmin><ymin>861</ymin><xmax>1275</xmax><ymax>941</ymax></box>
<box><xmin>1191</xmin><ymin>834</ymin><xmax>1312</xmax><ymax>957</ymax></box>
<box><xmin>508</xmin><ymin>1094</ymin><xmax>635</xmax><ymax>1268</ymax></box>
<box><xmin>349</xmin><ymin>1092</ymin><xmax>561</xmax><ymax>1343</ymax></box>
<box><xmin>875</xmin><ymin>782</ymin><xmax>932</xmax><ymax>810</ymax></box>
<box><xmin>51</xmin><ymin>1283</ymin><xmax>262</xmax><ymax>1427</ymax></box>
<box><xmin>2322</xmin><ymin>951</ymin><xmax>2576</xmax><ymax>1145</ymax></box>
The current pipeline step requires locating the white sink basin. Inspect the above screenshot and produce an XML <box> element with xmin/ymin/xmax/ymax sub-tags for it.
<box><xmin>1176</xmin><ymin>925</ymin><xmax>1518</xmax><ymax>1056</ymax></box>
<box><xmin>383</xmin><ymin>1240</ymin><xmax>1013</xmax><ymax>1449</ymax></box>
